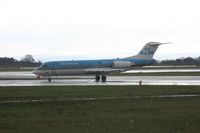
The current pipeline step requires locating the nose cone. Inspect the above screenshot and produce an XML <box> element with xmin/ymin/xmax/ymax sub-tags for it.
<box><xmin>32</xmin><ymin>68</ymin><xmax>39</xmax><ymax>75</ymax></box>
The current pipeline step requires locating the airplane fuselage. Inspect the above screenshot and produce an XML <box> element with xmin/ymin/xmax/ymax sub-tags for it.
<box><xmin>33</xmin><ymin>58</ymin><xmax>156</xmax><ymax>76</ymax></box>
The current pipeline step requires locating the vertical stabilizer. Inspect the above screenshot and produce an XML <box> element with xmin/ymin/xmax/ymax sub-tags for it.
<box><xmin>126</xmin><ymin>42</ymin><xmax>168</xmax><ymax>59</ymax></box>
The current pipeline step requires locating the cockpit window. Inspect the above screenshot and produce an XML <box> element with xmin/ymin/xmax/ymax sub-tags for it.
<box><xmin>38</xmin><ymin>63</ymin><xmax>48</xmax><ymax>69</ymax></box>
<box><xmin>42</xmin><ymin>64</ymin><xmax>48</xmax><ymax>68</ymax></box>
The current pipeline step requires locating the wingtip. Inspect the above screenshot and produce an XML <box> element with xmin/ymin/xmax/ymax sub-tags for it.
<box><xmin>160</xmin><ymin>42</ymin><xmax>172</xmax><ymax>45</ymax></box>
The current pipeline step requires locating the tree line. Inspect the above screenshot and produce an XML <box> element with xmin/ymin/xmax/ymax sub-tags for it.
<box><xmin>0</xmin><ymin>55</ymin><xmax>41</xmax><ymax>67</ymax></box>
<box><xmin>160</xmin><ymin>57</ymin><xmax>200</xmax><ymax>66</ymax></box>
<box><xmin>1</xmin><ymin>55</ymin><xmax>200</xmax><ymax>67</ymax></box>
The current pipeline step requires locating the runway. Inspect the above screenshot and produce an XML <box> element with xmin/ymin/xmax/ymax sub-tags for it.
<box><xmin>0</xmin><ymin>75</ymin><xmax>200</xmax><ymax>86</ymax></box>
<box><xmin>0</xmin><ymin>71</ymin><xmax>200</xmax><ymax>86</ymax></box>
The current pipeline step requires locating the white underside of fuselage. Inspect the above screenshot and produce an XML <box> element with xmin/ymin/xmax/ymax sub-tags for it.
<box><xmin>34</xmin><ymin>68</ymin><xmax>127</xmax><ymax>77</ymax></box>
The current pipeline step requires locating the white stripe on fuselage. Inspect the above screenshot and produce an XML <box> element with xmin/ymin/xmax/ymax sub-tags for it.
<box><xmin>34</xmin><ymin>68</ymin><xmax>86</xmax><ymax>76</ymax></box>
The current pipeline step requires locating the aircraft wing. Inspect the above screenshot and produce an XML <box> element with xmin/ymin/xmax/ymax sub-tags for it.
<box><xmin>85</xmin><ymin>68</ymin><xmax>126</xmax><ymax>74</ymax></box>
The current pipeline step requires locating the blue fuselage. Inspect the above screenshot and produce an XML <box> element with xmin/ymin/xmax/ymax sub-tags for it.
<box><xmin>33</xmin><ymin>58</ymin><xmax>156</xmax><ymax>76</ymax></box>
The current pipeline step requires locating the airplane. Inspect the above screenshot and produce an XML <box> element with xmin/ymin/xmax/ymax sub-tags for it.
<box><xmin>33</xmin><ymin>42</ymin><xmax>167</xmax><ymax>82</ymax></box>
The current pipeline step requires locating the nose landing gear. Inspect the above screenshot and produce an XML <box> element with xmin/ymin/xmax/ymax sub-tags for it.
<box><xmin>37</xmin><ymin>75</ymin><xmax>42</xmax><ymax>79</ymax></box>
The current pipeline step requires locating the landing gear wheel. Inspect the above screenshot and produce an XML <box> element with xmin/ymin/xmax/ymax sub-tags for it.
<box><xmin>101</xmin><ymin>75</ymin><xmax>107</xmax><ymax>82</ymax></box>
<box><xmin>37</xmin><ymin>75</ymin><xmax>41</xmax><ymax>79</ymax></box>
<box><xmin>48</xmin><ymin>78</ymin><xmax>52</xmax><ymax>82</ymax></box>
<box><xmin>95</xmin><ymin>75</ymin><xmax>100</xmax><ymax>82</ymax></box>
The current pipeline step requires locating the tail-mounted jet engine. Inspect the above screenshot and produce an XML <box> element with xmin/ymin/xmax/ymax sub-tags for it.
<box><xmin>112</xmin><ymin>61</ymin><xmax>135</xmax><ymax>68</ymax></box>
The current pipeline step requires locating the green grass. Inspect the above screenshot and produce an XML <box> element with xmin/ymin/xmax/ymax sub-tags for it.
<box><xmin>0</xmin><ymin>67</ymin><xmax>34</xmax><ymax>72</ymax></box>
<box><xmin>1</xmin><ymin>86</ymin><xmax>200</xmax><ymax>100</ymax></box>
<box><xmin>0</xmin><ymin>86</ymin><xmax>200</xmax><ymax>133</ymax></box>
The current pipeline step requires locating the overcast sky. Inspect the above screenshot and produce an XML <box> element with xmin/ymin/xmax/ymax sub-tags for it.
<box><xmin>0</xmin><ymin>0</ymin><xmax>200</xmax><ymax>61</ymax></box>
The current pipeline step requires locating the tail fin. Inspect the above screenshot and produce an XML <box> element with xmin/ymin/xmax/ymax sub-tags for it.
<box><xmin>126</xmin><ymin>42</ymin><xmax>169</xmax><ymax>59</ymax></box>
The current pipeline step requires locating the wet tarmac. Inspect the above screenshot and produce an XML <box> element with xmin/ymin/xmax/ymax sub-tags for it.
<box><xmin>0</xmin><ymin>71</ymin><xmax>35</xmax><ymax>79</ymax></box>
<box><xmin>126</xmin><ymin>69</ymin><xmax>200</xmax><ymax>73</ymax></box>
<box><xmin>0</xmin><ymin>76</ymin><xmax>200</xmax><ymax>86</ymax></box>
<box><xmin>0</xmin><ymin>71</ymin><xmax>200</xmax><ymax>86</ymax></box>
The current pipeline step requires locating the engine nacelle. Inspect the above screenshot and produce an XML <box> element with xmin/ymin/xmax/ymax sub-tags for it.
<box><xmin>112</xmin><ymin>61</ymin><xmax>134</xmax><ymax>68</ymax></box>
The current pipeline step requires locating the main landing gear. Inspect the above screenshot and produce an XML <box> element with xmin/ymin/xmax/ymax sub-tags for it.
<box><xmin>48</xmin><ymin>77</ymin><xmax>52</xmax><ymax>82</ymax></box>
<box><xmin>95</xmin><ymin>75</ymin><xmax>107</xmax><ymax>82</ymax></box>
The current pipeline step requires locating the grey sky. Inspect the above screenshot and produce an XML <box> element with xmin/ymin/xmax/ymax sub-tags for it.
<box><xmin>0</xmin><ymin>0</ymin><xmax>200</xmax><ymax>61</ymax></box>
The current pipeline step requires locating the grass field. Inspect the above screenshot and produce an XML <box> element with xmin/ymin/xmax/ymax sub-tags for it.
<box><xmin>0</xmin><ymin>67</ymin><xmax>34</xmax><ymax>72</ymax></box>
<box><xmin>0</xmin><ymin>86</ymin><xmax>200</xmax><ymax>133</ymax></box>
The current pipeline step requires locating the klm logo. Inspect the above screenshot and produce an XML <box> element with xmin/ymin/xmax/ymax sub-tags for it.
<box><xmin>140</xmin><ymin>48</ymin><xmax>154</xmax><ymax>55</ymax></box>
